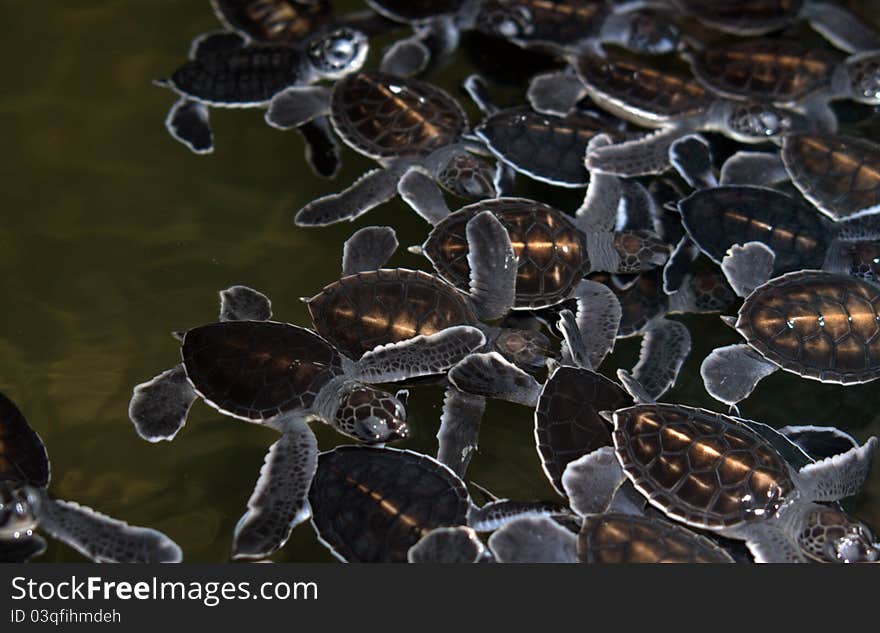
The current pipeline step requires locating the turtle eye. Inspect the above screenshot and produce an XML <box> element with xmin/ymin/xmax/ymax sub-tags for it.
<box><xmin>0</xmin><ymin>484</ymin><xmax>39</xmax><ymax>539</ymax></box>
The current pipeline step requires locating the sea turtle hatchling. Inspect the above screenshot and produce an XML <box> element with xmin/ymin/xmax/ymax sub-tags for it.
<box><xmin>266</xmin><ymin>71</ymin><xmax>498</xmax><ymax>227</ymax></box>
<box><xmin>128</xmin><ymin>285</ymin><xmax>487</xmax><ymax>559</ymax></box>
<box><xmin>0</xmin><ymin>392</ymin><xmax>182</xmax><ymax>563</ymax></box>
<box><xmin>211</xmin><ymin>0</ymin><xmax>335</xmax><ymax>43</ymax></box>
<box><xmin>701</xmin><ymin>242</ymin><xmax>880</xmax><ymax>405</ymax></box>
<box><xmin>577</xmin><ymin>403</ymin><xmax>880</xmax><ymax>563</ymax></box>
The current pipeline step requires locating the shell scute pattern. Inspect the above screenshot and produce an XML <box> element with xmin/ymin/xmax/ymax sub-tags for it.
<box><xmin>737</xmin><ymin>271</ymin><xmax>880</xmax><ymax>383</ymax></box>
<box><xmin>477</xmin><ymin>0</ymin><xmax>609</xmax><ymax>46</ymax></box>
<box><xmin>613</xmin><ymin>405</ymin><xmax>795</xmax><ymax>528</ymax></box>
<box><xmin>674</xmin><ymin>0</ymin><xmax>802</xmax><ymax>32</ymax></box>
<box><xmin>214</xmin><ymin>0</ymin><xmax>333</xmax><ymax>42</ymax></box>
<box><xmin>181</xmin><ymin>321</ymin><xmax>345</xmax><ymax>420</ymax></box>
<box><xmin>0</xmin><ymin>393</ymin><xmax>48</xmax><ymax>487</ymax></box>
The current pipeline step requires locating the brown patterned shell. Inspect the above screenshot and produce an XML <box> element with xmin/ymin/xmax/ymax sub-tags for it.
<box><xmin>613</xmin><ymin>404</ymin><xmax>795</xmax><ymax>529</ymax></box>
<box><xmin>366</xmin><ymin>0</ymin><xmax>467</xmax><ymax>22</ymax></box>
<box><xmin>575</xmin><ymin>54</ymin><xmax>714</xmax><ymax>125</ymax></box>
<box><xmin>307</xmin><ymin>268</ymin><xmax>478</xmax><ymax>360</ymax></box>
<box><xmin>691</xmin><ymin>39</ymin><xmax>841</xmax><ymax>103</ymax></box>
<box><xmin>475</xmin><ymin>0</ymin><xmax>609</xmax><ymax>46</ymax></box>
<box><xmin>735</xmin><ymin>270</ymin><xmax>880</xmax><ymax>384</ymax></box>
<box><xmin>673</xmin><ymin>0</ymin><xmax>802</xmax><ymax>35</ymax></box>
<box><xmin>330</xmin><ymin>71</ymin><xmax>467</xmax><ymax>160</ymax></box>
<box><xmin>577</xmin><ymin>513</ymin><xmax>735</xmax><ymax>563</ymax></box>
<box><xmin>423</xmin><ymin>198</ymin><xmax>591</xmax><ymax>309</ymax></box>
<box><xmin>0</xmin><ymin>393</ymin><xmax>49</xmax><ymax>488</ymax></box>
<box><xmin>182</xmin><ymin>321</ymin><xmax>345</xmax><ymax>421</ymax></box>
<box><xmin>782</xmin><ymin>134</ymin><xmax>880</xmax><ymax>221</ymax></box>
<box><xmin>212</xmin><ymin>0</ymin><xmax>334</xmax><ymax>43</ymax></box>
<box><xmin>592</xmin><ymin>271</ymin><xmax>667</xmax><ymax>337</ymax></box>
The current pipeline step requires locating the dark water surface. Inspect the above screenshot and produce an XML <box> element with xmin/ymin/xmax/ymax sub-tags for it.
<box><xmin>4</xmin><ymin>1</ymin><xmax>880</xmax><ymax>562</ymax></box>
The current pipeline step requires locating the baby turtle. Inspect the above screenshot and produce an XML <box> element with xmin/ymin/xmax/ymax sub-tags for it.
<box><xmin>408</xmin><ymin>526</ymin><xmax>488</xmax><ymax>563</ymax></box>
<box><xmin>309</xmin><ymin>445</ymin><xmax>566</xmax><ymax>562</ymax></box>
<box><xmin>157</xmin><ymin>25</ymin><xmax>367</xmax><ymax>171</ymax></box>
<box><xmin>267</xmin><ymin>71</ymin><xmax>497</xmax><ymax>226</ymax></box>
<box><xmin>528</xmin><ymin>53</ymin><xmax>814</xmax><ymax>177</ymax></box>
<box><xmin>0</xmin><ymin>392</ymin><xmax>182</xmax><ymax>563</ymax></box>
<box><xmin>211</xmin><ymin>0</ymin><xmax>335</xmax><ymax>43</ymax></box>
<box><xmin>129</xmin><ymin>285</ymin><xmax>486</xmax><ymax>559</ymax></box>
<box><xmin>701</xmin><ymin>243</ymin><xmax>880</xmax><ymax>405</ymax></box>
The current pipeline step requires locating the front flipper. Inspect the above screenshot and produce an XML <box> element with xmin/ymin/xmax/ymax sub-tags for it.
<box><xmin>298</xmin><ymin>117</ymin><xmax>341</xmax><ymax>179</ymax></box>
<box><xmin>669</xmin><ymin>133</ymin><xmax>717</xmax><ymax>189</ymax></box>
<box><xmin>802</xmin><ymin>1</ymin><xmax>880</xmax><ymax>53</ymax></box>
<box><xmin>487</xmin><ymin>517</ymin><xmax>577</xmax><ymax>563</ymax></box>
<box><xmin>719</xmin><ymin>151</ymin><xmax>787</xmax><ymax>186</ymax></box>
<box><xmin>265</xmin><ymin>86</ymin><xmax>333</xmax><ymax>130</ymax></box>
<box><xmin>561</xmin><ymin>447</ymin><xmax>627</xmax><ymax>517</ymax></box>
<box><xmin>527</xmin><ymin>71</ymin><xmax>586</xmax><ymax>117</ymax></box>
<box><xmin>796</xmin><ymin>437</ymin><xmax>878</xmax><ymax>502</ymax></box>
<box><xmin>232</xmin><ymin>419</ymin><xmax>318</xmax><ymax>559</ymax></box>
<box><xmin>463</xmin><ymin>74</ymin><xmax>499</xmax><ymax>116</ymax></box>
<box><xmin>165</xmin><ymin>98</ymin><xmax>213</xmax><ymax>154</ymax></box>
<box><xmin>38</xmin><ymin>496</ymin><xmax>182</xmax><ymax>563</ymax></box>
<box><xmin>436</xmin><ymin>386</ymin><xmax>486</xmax><ymax>478</ymax></box>
<box><xmin>219</xmin><ymin>285</ymin><xmax>272</xmax><ymax>322</ymax></box>
<box><xmin>352</xmin><ymin>326</ymin><xmax>486</xmax><ymax>383</ymax></box>
<box><xmin>663</xmin><ymin>237</ymin><xmax>699</xmax><ymax>294</ymax></box>
<box><xmin>448</xmin><ymin>352</ymin><xmax>543</xmax><ymax>407</ymax></box>
<box><xmin>398</xmin><ymin>167</ymin><xmax>451</xmax><ymax>225</ymax></box>
<box><xmin>557</xmin><ymin>309</ymin><xmax>591</xmax><ymax>369</ymax></box>
<box><xmin>573</xmin><ymin>280</ymin><xmax>622</xmax><ymax>369</ymax></box>
<box><xmin>587</xmin><ymin>128</ymin><xmax>683</xmax><ymax>177</ymax></box>
<box><xmin>408</xmin><ymin>526</ymin><xmax>486</xmax><ymax>563</ymax></box>
<box><xmin>341</xmin><ymin>226</ymin><xmax>398</xmax><ymax>276</ymax></box>
<box><xmin>779</xmin><ymin>425</ymin><xmax>859</xmax><ymax>462</ymax></box>
<box><xmin>467</xmin><ymin>210</ymin><xmax>517</xmax><ymax>321</ymax></box>
<box><xmin>701</xmin><ymin>343</ymin><xmax>779</xmax><ymax>406</ymax></box>
<box><xmin>379</xmin><ymin>36</ymin><xmax>430</xmax><ymax>77</ymax></box>
<box><xmin>721</xmin><ymin>242</ymin><xmax>776</xmax><ymax>298</ymax></box>
<box><xmin>575</xmin><ymin>134</ymin><xmax>622</xmax><ymax>233</ymax></box>
<box><xmin>295</xmin><ymin>166</ymin><xmax>407</xmax><ymax>227</ymax></box>
<box><xmin>740</xmin><ymin>524</ymin><xmax>806</xmax><ymax>563</ymax></box>
<box><xmin>129</xmin><ymin>365</ymin><xmax>197</xmax><ymax>442</ymax></box>
<box><xmin>467</xmin><ymin>500</ymin><xmax>568</xmax><ymax>532</ymax></box>
<box><xmin>631</xmin><ymin>318</ymin><xmax>692</xmax><ymax>401</ymax></box>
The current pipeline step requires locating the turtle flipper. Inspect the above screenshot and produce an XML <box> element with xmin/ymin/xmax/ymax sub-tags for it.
<box><xmin>38</xmin><ymin>495</ymin><xmax>182</xmax><ymax>563</ymax></box>
<box><xmin>165</xmin><ymin>98</ymin><xmax>213</xmax><ymax>154</ymax></box>
<box><xmin>801</xmin><ymin>2</ymin><xmax>880</xmax><ymax>54</ymax></box>
<box><xmin>573</xmin><ymin>279</ymin><xmax>622</xmax><ymax>369</ymax></box>
<box><xmin>380</xmin><ymin>36</ymin><xmax>430</xmax><ymax>77</ymax></box>
<box><xmin>721</xmin><ymin>241</ymin><xmax>776</xmax><ymax>298</ymax></box>
<box><xmin>796</xmin><ymin>437</ymin><xmax>878</xmax><ymax>502</ymax></box>
<box><xmin>0</xmin><ymin>534</ymin><xmax>47</xmax><ymax>563</ymax></box>
<box><xmin>398</xmin><ymin>167</ymin><xmax>451</xmax><ymax>225</ymax></box>
<box><xmin>561</xmin><ymin>447</ymin><xmax>627</xmax><ymax>516</ymax></box>
<box><xmin>341</xmin><ymin>226</ymin><xmax>398</xmax><ymax>276</ymax></box>
<box><xmin>466</xmin><ymin>210</ymin><xmax>517</xmax><ymax>321</ymax></box>
<box><xmin>265</xmin><ymin>86</ymin><xmax>333</xmax><ymax>129</ymax></box>
<box><xmin>631</xmin><ymin>318</ymin><xmax>692</xmax><ymax>401</ymax></box>
<box><xmin>295</xmin><ymin>165</ymin><xmax>408</xmax><ymax>227</ymax></box>
<box><xmin>719</xmin><ymin>151</ymin><xmax>787</xmax><ymax>186</ymax></box>
<box><xmin>436</xmin><ymin>386</ymin><xmax>486</xmax><ymax>478</ymax></box>
<box><xmin>219</xmin><ymin>285</ymin><xmax>272</xmax><ymax>322</ymax></box>
<box><xmin>616</xmin><ymin>369</ymin><xmax>655</xmax><ymax>405</ymax></box>
<box><xmin>574</xmin><ymin>134</ymin><xmax>622</xmax><ymax>233</ymax></box>
<box><xmin>352</xmin><ymin>326</ymin><xmax>486</xmax><ymax>383</ymax></box>
<box><xmin>663</xmin><ymin>237</ymin><xmax>699</xmax><ymax>294</ymax></box>
<box><xmin>448</xmin><ymin>352</ymin><xmax>543</xmax><ymax>407</ymax></box>
<box><xmin>232</xmin><ymin>419</ymin><xmax>318</xmax><ymax>559</ymax></box>
<box><xmin>740</xmin><ymin>524</ymin><xmax>806</xmax><ymax>563</ymax></box>
<box><xmin>408</xmin><ymin>526</ymin><xmax>486</xmax><ymax>563</ymax></box>
<box><xmin>129</xmin><ymin>365</ymin><xmax>197</xmax><ymax>442</ymax></box>
<box><xmin>494</xmin><ymin>161</ymin><xmax>517</xmax><ymax>197</ymax></box>
<box><xmin>298</xmin><ymin>117</ymin><xmax>341</xmax><ymax>178</ymax></box>
<box><xmin>487</xmin><ymin>517</ymin><xmax>577</xmax><ymax>563</ymax></box>
<box><xmin>669</xmin><ymin>133</ymin><xmax>717</xmax><ymax>189</ymax></box>
<box><xmin>587</xmin><ymin>128</ymin><xmax>684</xmax><ymax>177</ymax></box>
<box><xmin>463</xmin><ymin>74</ymin><xmax>498</xmax><ymax>116</ymax></box>
<box><xmin>779</xmin><ymin>425</ymin><xmax>859</xmax><ymax>462</ymax></box>
<box><xmin>557</xmin><ymin>309</ymin><xmax>591</xmax><ymax>369</ymax></box>
<box><xmin>467</xmin><ymin>500</ymin><xmax>567</xmax><ymax>532</ymax></box>
<box><xmin>700</xmin><ymin>343</ymin><xmax>779</xmax><ymax>406</ymax></box>
<box><xmin>527</xmin><ymin>71</ymin><xmax>585</xmax><ymax>116</ymax></box>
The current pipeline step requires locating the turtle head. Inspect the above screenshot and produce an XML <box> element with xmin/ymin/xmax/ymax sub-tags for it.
<box><xmin>307</xmin><ymin>28</ymin><xmax>368</xmax><ymax>80</ymax></box>
<box><xmin>333</xmin><ymin>382</ymin><xmax>408</xmax><ymax>444</ymax></box>
<box><xmin>0</xmin><ymin>482</ymin><xmax>40</xmax><ymax>540</ymax></box>
<box><xmin>721</xmin><ymin>102</ymin><xmax>807</xmax><ymax>143</ymax></box>
<box><xmin>602</xmin><ymin>11</ymin><xmax>680</xmax><ymax>56</ymax></box>
<box><xmin>843</xmin><ymin>51</ymin><xmax>880</xmax><ymax>105</ymax></box>
<box><xmin>475</xmin><ymin>4</ymin><xmax>535</xmax><ymax>40</ymax></box>
<box><xmin>435</xmin><ymin>150</ymin><xmax>497</xmax><ymax>200</ymax></box>
<box><xmin>799</xmin><ymin>507</ymin><xmax>880</xmax><ymax>563</ymax></box>
<box><xmin>493</xmin><ymin>328</ymin><xmax>555</xmax><ymax>370</ymax></box>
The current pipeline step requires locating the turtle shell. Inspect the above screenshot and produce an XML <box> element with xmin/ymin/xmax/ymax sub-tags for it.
<box><xmin>423</xmin><ymin>198</ymin><xmax>591</xmax><ymax>309</ymax></box>
<box><xmin>475</xmin><ymin>106</ymin><xmax>611</xmax><ymax>187</ymax></box>
<box><xmin>827</xmin><ymin>239</ymin><xmax>880</xmax><ymax>285</ymax></box>
<box><xmin>330</xmin><ymin>71</ymin><xmax>467</xmax><ymax>160</ymax></box>
<box><xmin>0</xmin><ymin>393</ymin><xmax>49</xmax><ymax>488</ymax></box>
<box><xmin>575</xmin><ymin>54</ymin><xmax>714</xmax><ymax>125</ymax></box>
<box><xmin>212</xmin><ymin>0</ymin><xmax>334</xmax><ymax>43</ymax></box>
<box><xmin>592</xmin><ymin>271</ymin><xmax>668</xmax><ymax>337</ymax></box>
<box><xmin>613</xmin><ymin>404</ymin><xmax>796</xmax><ymax>529</ymax></box>
<box><xmin>475</xmin><ymin>0</ymin><xmax>609</xmax><ymax>48</ymax></box>
<box><xmin>691</xmin><ymin>39</ymin><xmax>841</xmax><ymax>104</ymax></box>
<box><xmin>309</xmin><ymin>446</ymin><xmax>470</xmax><ymax>562</ymax></box>
<box><xmin>307</xmin><ymin>268</ymin><xmax>478</xmax><ymax>359</ymax></box>
<box><xmin>679</xmin><ymin>185</ymin><xmax>833</xmax><ymax>273</ymax></box>
<box><xmin>535</xmin><ymin>367</ymin><xmax>629</xmax><ymax>497</ymax></box>
<box><xmin>366</xmin><ymin>0</ymin><xmax>467</xmax><ymax>22</ymax></box>
<box><xmin>577</xmin><ymin>513</ymin><xmax>735</xmax><ymax>563</ymax></box>
<box><xmin>672</xmin><ymin>0</ymin><xmax>802</xmax><ymax>35</ymax></box>
<box><xmin>181</xmin><ymin>321</ymin><xmax>345</xmax><ymax>421</ymax></box>
<box><xmin>735</xmin><ymin>270</ymin><xmax>880</xmax><ymax>384</ymax></box>
<box><xmin>782</xmin><ymin>134</ymin><xmax>880</xmax><ymax>221</ymax></box>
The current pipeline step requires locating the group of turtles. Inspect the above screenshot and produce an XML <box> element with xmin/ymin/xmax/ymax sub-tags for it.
<box><xmin>6</xmin><ymin>0</ymin><xmax>880</xmax><ymax>563</ymax></box>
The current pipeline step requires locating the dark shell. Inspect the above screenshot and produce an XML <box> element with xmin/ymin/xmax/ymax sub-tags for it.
<box><xmin>424</xmin><ymin>198</ymin><xmax>591</xmax><ymax>309</ymax></box>
<box><xmin>575</xmin><ymin>54</ymin><xmax>714</xmax><ymax>124</ymax></box>
<box><xmin>535</xmin><ymin>368</ymin><xmax>628</xmax><ymax>497</ymax></box>
<box><xmin>212</xmin><ymin>0</ymin><xmax>334</xmax><ymax>43</ymax></box>
<box><xmin>592</xmin><ymin>271</ymin><xmax>667</xmax><ymax>337</ymax></box>
<box><xmin>181</xmin><ymin>321</ymin><xmax>345</xmax><ymax>421</ymax></box>
<box><xmin>367</xmin><ymin>0</ymin><xmax>467</xmax><ymax>22</ymax></box>
<box><xmin>0</xmin><ymin>393</ymin><xmax>49</xmax><ymax>488</ymax></box>
<box><xmin>691</xmin><ymin>39</ymin><xmax>840</xmax><ymax>103</ymax></box>
<box><xmin>679</xmin><ymin>185</ymin><xmax>833</xmax><ymax>273</ymax></box>
<box><xmin>170</xmin><ymin>45</ymin><xmax>308</xmax><ymax>105</ymax></box>
<box><xmin>736</xmin><ymin>270</ymin><xmax>880</xmax><ymax>384</ymax></box>
<box><xmin>827</xmin><ymin>239</ymin><xmax>880</xmax><ymax>285</ymax></box>
<box><xmin>577</xmin><ymin>513</ymin><xmax>735</xmax><ymax>563</ymax></box>
<box><xmin>673</xmin><ymin>0</ymin><xmax>802</xmax><ymax>35</ymax></box>
<box><xmin>475</xmin><ymin>106</ymin><xmax>610</xmax><ymax>187</ymax></box>
<box><xmin>307</xmin><ymin>268</ymin><xmax>478</xmax><ymax>359</ymax></box>
<box><xmin>614</xmin><ymin>404</ymin><xmax>795</xmax><ymax>529</ymax></box>
<box><xmin>783</xmin><ymin>134</ymin><xmax>880</xmax><ymax>221</ymax></box>
<box><xmin>309</xmin><ymin>446</ymin><xmax>470</xmax><ymax>562</ymax></box>
<box><xmin>475</xmin><ymin>0</ymin><xmax>609</xmax><ymax>47</ymax></box>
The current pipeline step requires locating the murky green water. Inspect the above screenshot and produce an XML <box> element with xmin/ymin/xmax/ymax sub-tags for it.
<box><xmin>4</xmin><ymin>1</ymin><xmax>880</xmax><ymax>562</ymax></box>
